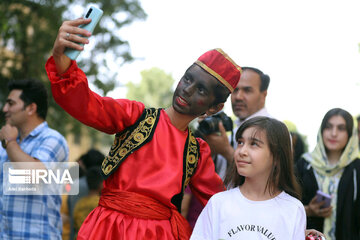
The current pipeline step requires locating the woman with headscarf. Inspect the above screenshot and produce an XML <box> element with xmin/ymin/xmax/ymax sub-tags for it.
<box><xmin>296</xmin><ymin>108</ymin><xmax>360</xmax><ymax>240</ymax></box>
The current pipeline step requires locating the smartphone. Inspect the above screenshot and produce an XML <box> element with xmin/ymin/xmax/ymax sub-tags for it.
<box><xmin>315</xmin><ymin>190</ymin><xmax>331</xmax><ymax>208</ymax></box>
<box><xmin>64</xmin><ymin>5</ymin><xmax>103</xmax><ymax>60</ymax></box>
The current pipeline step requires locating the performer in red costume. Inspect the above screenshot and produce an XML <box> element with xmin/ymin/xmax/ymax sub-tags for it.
<box><xmin>45</xmin><ymin>18</ymin><xmax>241</xmax><ymax>240</ymax></box>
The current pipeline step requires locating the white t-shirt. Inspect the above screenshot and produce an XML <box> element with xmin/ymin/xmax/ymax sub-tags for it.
<box><xmin>190</xmin><ymin>187</ymin><xmax>306</xmax><ymax>240</ymax></box>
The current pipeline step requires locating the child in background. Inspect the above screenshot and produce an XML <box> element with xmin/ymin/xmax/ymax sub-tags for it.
<box><xmin>190</xmin><ymin>117</ymin><xmax>306</xmax><ymax>240</ymax></box>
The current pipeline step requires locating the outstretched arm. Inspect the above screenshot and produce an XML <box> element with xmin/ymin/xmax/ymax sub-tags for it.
<box><xmin>46</xmin><ymin>18</ymin><xmax>145</xmax><ymax>134</ymax></box>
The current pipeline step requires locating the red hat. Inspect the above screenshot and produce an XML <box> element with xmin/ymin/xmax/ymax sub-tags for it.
<box><xmin>195</xmin><ymin>48</ymin><xmax>241</xmax><ymax>92</ymax></box>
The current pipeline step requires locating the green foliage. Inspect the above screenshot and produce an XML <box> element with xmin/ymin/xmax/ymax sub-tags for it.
<box><xmin>0</xmin><ymin>0</ymin><xmax>146</xmax><ymax>143</ymax></box>
<box><xmin>126</xmin><ymin>67</ymin><xmax>175</xmax><ymax>108</ymax></box>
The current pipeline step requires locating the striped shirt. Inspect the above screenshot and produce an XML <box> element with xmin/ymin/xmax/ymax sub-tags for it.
<box><xmin>0</xmin><ymin>122</ymin><xmax>69</xmax><ymax>240</ymax></box>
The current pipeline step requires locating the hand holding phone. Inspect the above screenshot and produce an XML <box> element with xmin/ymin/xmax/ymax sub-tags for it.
<box><xmin>64</xmin><ymin>6</ymin><xmax>103</xmax><ymax>60</ymax></box>
<box><xmin>315</xmin><ymin>190</ymin><xmax>331</xmax><ymax>208</ymax></box>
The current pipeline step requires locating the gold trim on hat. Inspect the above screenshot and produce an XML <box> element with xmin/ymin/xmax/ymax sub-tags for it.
<box><xmin>195</xmin><ymin>60</ymin><xmax>234</xmax><ymax>92</ymax></box>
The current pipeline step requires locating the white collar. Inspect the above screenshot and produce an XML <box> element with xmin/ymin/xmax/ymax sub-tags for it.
<box><xmin>235</xmin><ymin>108</ymin><xmax>272</xmax><ymax>127</ymax></box>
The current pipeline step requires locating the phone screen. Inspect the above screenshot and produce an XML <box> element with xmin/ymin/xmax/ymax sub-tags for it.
<box><xmin>316</xmin><ymin>190</ymin><xmax>331</xmax><ymax>208</ymax></box>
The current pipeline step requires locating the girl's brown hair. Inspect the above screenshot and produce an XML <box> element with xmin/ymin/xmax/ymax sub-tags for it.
<box><xmin>224</xmin><ymin>116</ymin><xmax>302</xmax><ymax>199</ymax></box>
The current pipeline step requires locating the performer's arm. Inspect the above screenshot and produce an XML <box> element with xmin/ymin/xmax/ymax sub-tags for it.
<box><xmin>46</xmin><ymin>18</ymin><xmax>145</xmax><ymax>134</ymax></box>
<box><xmin>46</xmin><ymin>57</ymin><xmax>144</xmax><ymax>134</ymax></box>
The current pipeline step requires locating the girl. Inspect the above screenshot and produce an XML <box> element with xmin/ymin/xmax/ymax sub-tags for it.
<box><xmin>296</xmin><ymin>108</ymin><xmax>360</xmax><ymax>240</ymax></box>
<box><xmin>190</xmin><ymin>116</ymin><xmax>306</xmax><ymax>239</ymax></box>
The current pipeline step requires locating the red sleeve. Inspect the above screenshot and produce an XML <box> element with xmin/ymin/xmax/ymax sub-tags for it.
<box><xmin>45</xmin><ymin>56</ymin><xmax>145</xmax><ymax>134</ymax></box>
<box><xmin>189</xmin><ymin>138</ymin><xmax>225</xmax><ymax>206</ymax></box>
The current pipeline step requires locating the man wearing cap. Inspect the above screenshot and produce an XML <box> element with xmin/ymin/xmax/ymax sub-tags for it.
<box><xmin>45</xmin><ymin>18</ymin><xmax>241</xmax><ymax>240</ymax></box>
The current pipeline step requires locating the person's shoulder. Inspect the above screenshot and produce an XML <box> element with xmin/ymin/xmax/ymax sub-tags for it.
<box><xmin>36</xmin><ymin>123</ymin><xmax>69</xmax><ymax>152</ymax></box>
<box><xmin>40</xmin><ymin>123</ymin><xmax>67</xmax><ymax>141</ymax></box>
<box><xmin>44</xmin><ymin>127</ymin><xmax>65</xmax><ymax>138</ymax></box>
<box><xmin>195</xmin><ymin>137</ymin><xmax>211</xmax><ymax>154</ymax></box>
<box><xmin>351</xmin><ymin>158</ymin><xmax>360</xmax><ymax>165</ymax></box>
<box><xmin>346</xmin><ymin>158</ymin><xmax>360</xmax><ymax>171</ymax></box>
<box><xmin>278</xmin><ymin>192</ymin><xmax>304</xmax><ymax>210</ymax></box>
<box><xmin>195</xmin><ymin>137</ymin><xmax>207</xmax><ymax>148</ymax></box>
<box><xmin>209</xmin><ymin>187</ymin><xmax>238</xmax><ymax>203</ymax></box>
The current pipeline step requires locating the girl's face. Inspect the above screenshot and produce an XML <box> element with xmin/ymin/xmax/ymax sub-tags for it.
<box><xmin>234</xmin><ymin>127</ymin><xmax>273</xmax><ymax>181</ymax></box>
<box><xmin>322</xmin><ymin>115</ymin><xmax>349</xmax><ymax>153</ymax></box>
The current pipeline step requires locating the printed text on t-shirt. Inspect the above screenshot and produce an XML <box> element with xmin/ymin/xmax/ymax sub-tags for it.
<box><xmin>227</xmin><ymin>224</ymin><xmax>276</xmax><ymax>239</ymax></box>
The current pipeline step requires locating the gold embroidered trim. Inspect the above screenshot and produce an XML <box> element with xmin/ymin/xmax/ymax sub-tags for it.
<box><xmin>101</xmin><ymin>108</ymin><xmax>159</xmax><ymax>177</ymax></box>
<box><xmin>183</xmin><ymin>129</ymin><xmax>199</xmax><ymax>190</ymax></box>
<box><xmin>101</xmin><ymin>107</ymin><xmax>200</xmax><ymax>190</ymax></box>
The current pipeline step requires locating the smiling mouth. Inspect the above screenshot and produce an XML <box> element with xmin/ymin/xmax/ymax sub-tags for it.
<box><xmin>176</xmin><ymin>96</ymin><xmax>188</xmax><ymax>106</ymax></box>
<box><xmin>237</xmin><ymin>160</ymin><xmax>250</xmax><ymax>165</ymax></box>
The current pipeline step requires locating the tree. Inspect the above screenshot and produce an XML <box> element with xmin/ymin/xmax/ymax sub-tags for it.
<box><xmin>0</xmin><ymin>0</ymin><xmax>147</xmax><ymax>144</ymax></box>
<box><xmin>126</xmin><ymin>67</ymin><xmax>175</xmax><ymax>108</ymax></box>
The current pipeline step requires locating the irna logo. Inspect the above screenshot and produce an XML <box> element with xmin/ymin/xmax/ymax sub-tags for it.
<box><xmin>3</xmin><ymin>162</ymin><xmax>79</xmax><ymax>195</ymax></box>
<box><xmin>8</xmin><ymin>168</ymin><xmax>73</xmax><ymax>184</ymax></box>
